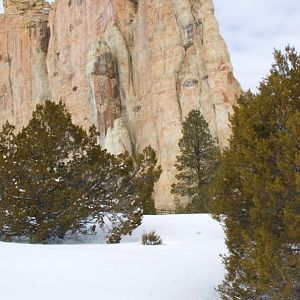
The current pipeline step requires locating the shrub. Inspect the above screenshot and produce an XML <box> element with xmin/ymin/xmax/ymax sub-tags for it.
<box><xmin>141</xmin><ymin>231</ymin><xmax>162</xmax><ymax>245</ymax></box>
<box><xmin>211</xmin><ymin>46</ymin><xmax>300</xmax><ymax>299</ymax></box>
<box><xmin>0</xmin><ymin>101</ymin><xmax>161</xmax><ymax>244</ymax></box>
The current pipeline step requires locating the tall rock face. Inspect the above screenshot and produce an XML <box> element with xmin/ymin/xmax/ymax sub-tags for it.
<box><xmin>0</xmin><ymin>0</ymin><xmax>241</xmax><ymax>209</ymax></box>
<box><xmin>0</xmin><ymin>0</ymin><xmax>51</xmax><ymax>130</ymax></box>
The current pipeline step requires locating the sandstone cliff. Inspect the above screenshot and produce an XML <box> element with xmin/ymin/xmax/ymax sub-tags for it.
<box><xmin>0</xmin><ymin>0</ymin><xmax>241</xmax><ymax>209</ymax></box>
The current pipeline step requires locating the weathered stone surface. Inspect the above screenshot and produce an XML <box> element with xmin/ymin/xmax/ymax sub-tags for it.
<box><xmin>0</xmin><ymin>0</ymin><xmax>241</xmax><ymax>209</ymax></box>
<box><xmin>4</xmin><ymin>0</ymin><xmax>49</xmax><ymax>13</ymax></box>
<box><xmin>0</xmin><ymin>0</ymin><xmax>50</xmax><ymax>131</ymax></box>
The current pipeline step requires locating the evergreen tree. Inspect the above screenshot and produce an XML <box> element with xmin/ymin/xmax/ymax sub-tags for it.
<box><xmin>69</xmin><ymin>128</ymin><xmax>144</xmax><ymax>244</ymax></box>
<box><xmin>5</xmin><ymin>101</ymin><xmax>88</xmax><ymax>242</ymax></box>
<box><xmin>103</xmin><ymin>150</ymin><xmax>143</xmax><ymax>243</ymax></box>
<box><xmin>0</xmin><ymin>122</ymin><xmax>18</xmax><ymax>240</ymax></box>
<box><xmin>171</xmin><ymin>110</ymin><xmax>219</xmax><ymax>212</ymax></box>
<box><xmin>0</xmin><ymin>101</ymin><xmax>161</xmax><ymax>243</ymax></box>
<box><xmin>101</xmin><ymin>146</ymin><xmax>161</xmax><ymax>241</ymax></box>
<box><xmin>211</xmin><ymin>46</ymin><xmax>300</xmax><ymax>299</ymax></box>
<box><xmin>134</xmin><ymin>146</ymin><xmax>162</xmax><ymax>215</ymax></box>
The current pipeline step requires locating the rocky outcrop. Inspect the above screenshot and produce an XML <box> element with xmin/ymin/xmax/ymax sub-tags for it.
<box><xmin>0</xmin><ymin>0</ymin><xmax>51</xmax><ymax>130</ymax></box>
<box><xmin>0</xmin><ymin>0</ymin><xmax>241</xmax><ymax>209</ymax></box>
<box><xmin>3</xmin><ymin>0</ymin><xmax>49</xmax><ymax>13</ymax></box>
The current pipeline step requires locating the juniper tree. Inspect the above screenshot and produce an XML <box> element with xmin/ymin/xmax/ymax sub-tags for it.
<box><xmin>0</xmin><ymin>122</ymin><xmax>18</xmax><ymax>239</ymax></box>
<box><xmin>103</xmin><ymin>146</ymin><xmax>161</xmax><ymax>241</ymax></box>
<box><xmin>211</xmin><ymin>46</ymin><xmax>300</xmax><ymax>299</ymax></box>
<box><xmin>7</xmin><ymin>101</ymin><xmax>88</xmax><ymax>242</ymax></box>
<box><xmin>70</xmin><ymin>128</ymin><xmax>143</xmax><ymax>244</ymax></box>
<box><xmin>0</xmin><ymin>101</ymin><xmax>161</xmax><ymax>243</ymax></box>
<box><xmin>171</xmin><ymin>110</ymin><xmax>219</xmax><ymax>212</ymax></box>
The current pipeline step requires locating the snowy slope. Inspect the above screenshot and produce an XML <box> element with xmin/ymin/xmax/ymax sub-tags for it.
<box><xmin>0</xmin><ymin>214</ymin><xmax>226</xmax><ymax>300</ymax></box>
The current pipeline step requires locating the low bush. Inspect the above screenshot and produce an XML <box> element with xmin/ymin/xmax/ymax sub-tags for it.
<box><xmin>141</xmin><ymin>231</ymin><xmax>162</xmax><ymax>245</ymax></box>
<box><xmin>0</xmin><ymin>101</ymin><xmax>161</xmax><ymax>244</ymax></box>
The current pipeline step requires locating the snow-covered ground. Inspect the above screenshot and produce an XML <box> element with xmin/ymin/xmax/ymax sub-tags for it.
<box><xmin>0</xmin><ymin>214</ymin><xmax>226</xmax><ymax>300</ymax></box>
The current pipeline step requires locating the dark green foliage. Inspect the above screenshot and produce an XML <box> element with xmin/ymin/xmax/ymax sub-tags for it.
<box><xmin>174</xmin><ymin>198</ymin><xmax>189</xmax><ymax>214</ymax></box>
<box><xmin>105</xmin><ymin>146</ymin><xmax>161</xmax><ymax>241</ymax></box>
<box><xmin>0</xmin><ymin>101</ymin><xmax>161</xmax><ymax>243</ymax></box>
<box><xmin>171</xmin><ymin>110</ymin><xmax>220</xmax><ymax>213</ymax></box>
<box><xmin>134</xmin><ymin>146</ymin><xmax>162</xmax><ymax>215</ymax></box>
<box><xmin>13</xmin><ymin>101</ymin><xmax>88</xmax><ymax>242</ymax></box>
<box><xmin>0</xmin><ymin>101</ymin><xmax>91</xmax><ymax>242</ymax></box>
<box><xmin>141</xmin><ymin>231</ymin><xmax>162</xmax><ymax>245</ymax></box>
<box><xmin>211</xmin><ymin>46</ymin><xmax>300</xmax><ymax>299</ymax></box>
<box><xmin>0</xmin><ymin>122</ymin><xmax>17</xmax><ymax>240</ymax></box>
<box><xmin>98</xmin><ymin>150</ymin><xmax>144</xmax><ymax>244</ymax></box>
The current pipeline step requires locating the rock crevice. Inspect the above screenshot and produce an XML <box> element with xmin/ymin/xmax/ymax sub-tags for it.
<box><xmin>0</xmin><ymin>0</ymin><xmax>241</xmax><ymax>209</ymax></box>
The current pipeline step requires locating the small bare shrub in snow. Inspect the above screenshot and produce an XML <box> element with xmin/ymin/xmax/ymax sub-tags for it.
<box><xmin>141</xmin><ymin>231</ymin><xmax>162</xmax><ymax>245</ymax></box>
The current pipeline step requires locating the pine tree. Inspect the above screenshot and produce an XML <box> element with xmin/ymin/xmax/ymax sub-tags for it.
<box><xmin>211</xmin><ymin>46</ymin><xmax>300</xmax><ymax>299</ymax></box>
<box><xmin>171</xmin><ymin>110</ymin><xmax>219</xmax><ymax>212</ymax></box>
<box><xmin>134</xmin><ymin>146</ymin><xmax>162</xmax><ymax>215</ymax></box>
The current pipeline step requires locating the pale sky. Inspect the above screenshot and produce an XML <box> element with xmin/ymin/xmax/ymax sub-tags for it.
<box><xmin>214</xmin><ymin>0</ymin><xmax>300</xmax><ymax>91</ymax></box>
<box><xmin>0</xmin><ymin>0</ymin><xmax>299</xmax><ymax>92</ymax></box>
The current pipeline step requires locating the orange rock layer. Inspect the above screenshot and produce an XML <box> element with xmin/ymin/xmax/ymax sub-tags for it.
<box><xmin>0</xmin><ymin>0</ymin><xmax>241</xmax><ymax>209</ymax></box>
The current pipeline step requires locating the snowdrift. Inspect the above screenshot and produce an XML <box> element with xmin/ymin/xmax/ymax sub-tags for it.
<box><xmin>0</xmin><ymin>214</ymin><xmax>226</xmax><ymax>300</ymax></box>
